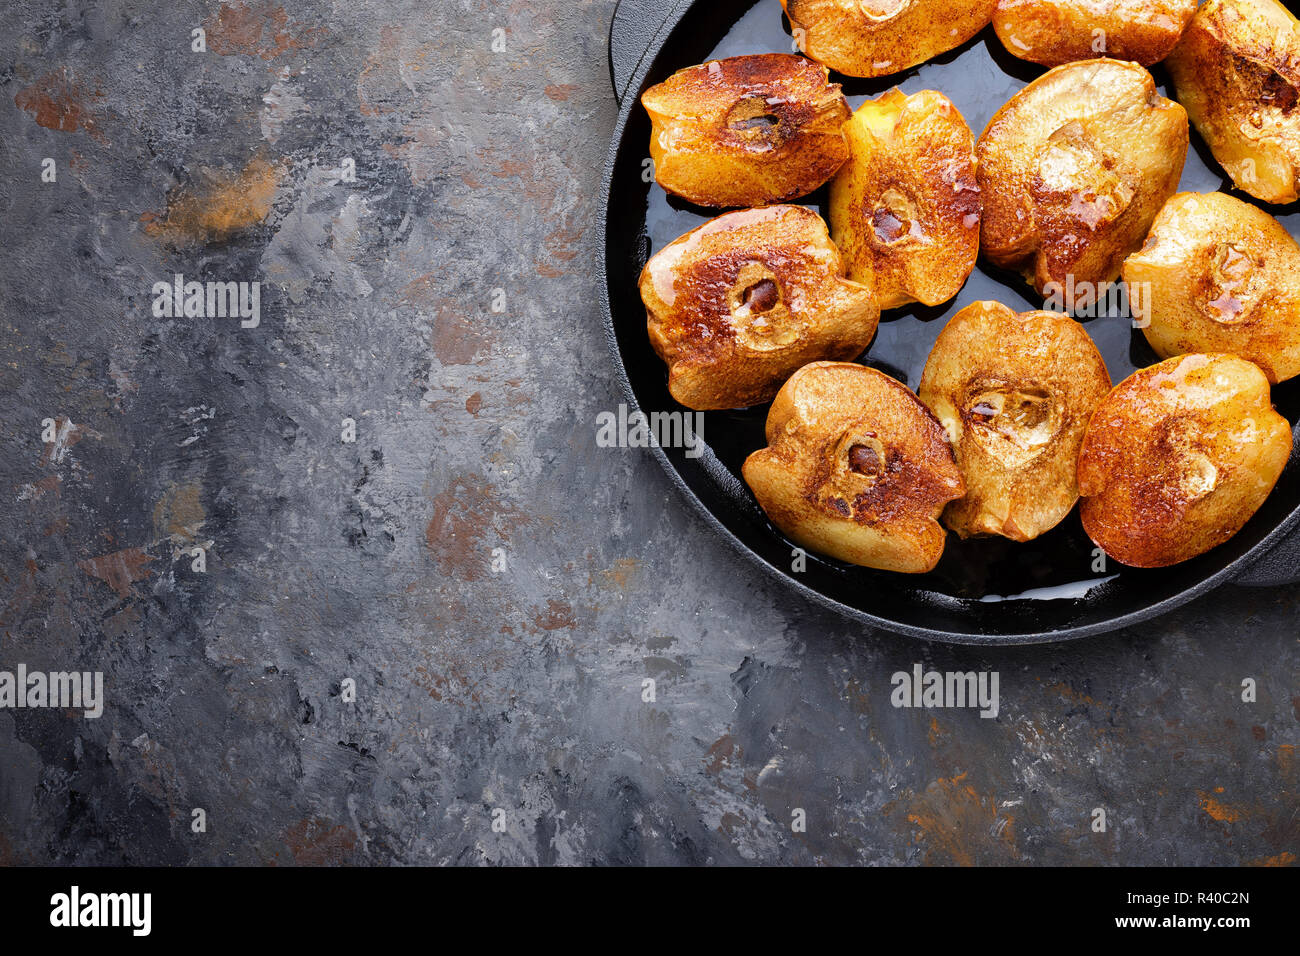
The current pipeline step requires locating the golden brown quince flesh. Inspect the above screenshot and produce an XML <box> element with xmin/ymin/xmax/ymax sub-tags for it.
<box><xmin>781</xmin><ymin>0</ymin><xmax>997</xmax><ymax>79</ymax></box>
<box><xmin>829</xmin><ymin>89</ymin><xmax>981</xmax><ymax>311</ymax></box>
<box><xmin>641</xmin><ymin>205</ymin><xmax>879</xmax><ymax>410</ymax></box>
<box><xmin>976</xmin><ymin>58</ymin><xmax>1187</xmax><ymax>310</ymax></box>
<box><xmin>742</xmin><ymin>362</ymin><xmax>965</xmax><ymax>573</ymax></box>
<box><xmin>1123</xmin><ymin>191</ymin><xmax>1300</xmax><ymax>383</ymax></box>
<box><xmin>1077</xmin><ymin>353</ymin><xmax>1292</xmax><ymax>568</ymax></box>
<box><xmin>919</xmin><ymin>301</ymin><xmax>1111</xmax><ymax>542</ymax></box>
<box><xmin>641</xmin><ymin>54</ymin><xmax>851</xmax><ymax>208</ymax></box>
<box><xmin>1167</xmin><ymin>0</ymin><xmax>1300</xmax><ymax>204</ymax></box>
<box><xmin>992</xmin><ymin>0</ymin><xmax>1198</xmax><ymax>67</ymax></box>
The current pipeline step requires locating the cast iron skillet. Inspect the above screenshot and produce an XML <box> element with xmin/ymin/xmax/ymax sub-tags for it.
<box><xmin>599</xmin><ymin>0</ymin><xmax>1300</xmax><ymax>644</ymax></box>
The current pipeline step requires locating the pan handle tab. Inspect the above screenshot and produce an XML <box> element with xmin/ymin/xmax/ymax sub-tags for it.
<box><xmin>609</xmin><ymin>0</ymin><xmax>688</xmax><ymax>105</ymax></box>
<box><xmin>1234</xmin><ymin>520</ymin><xmax>1300</xmax><ymax>587</ymax></box>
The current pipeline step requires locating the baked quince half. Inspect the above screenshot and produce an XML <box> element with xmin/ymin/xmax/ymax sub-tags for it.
<box><xmin>991</xmin><ymin>0</ymin><xmax>1197</xmax><ymax>67</ymax></box>
<box><xmin>1077</xmin><ymin>353</ymin><xmax>1292</xmax><ymax>568</ymax></box>
<box><xmin>1123</xmin><ymin>191</ymin><xmax>1300</xmax><ymax>383</ymax></box>
<box><xmin>976</xmin><ymin>59</ymin><xmax>1187</xmax><ymax>310</ymax></box>
<box><xmin>641</xmin><ymin>54</ymin><xmax>851</xmax><ymax>208</ymax></box>
<box><xmin>641</xmin><ymin>205</ymin><xmax>879</xmax><ymax>410</ymax></box>
<box><xmin>742</xmin><ymin>362</ymin><xmax>965</xmax><ymax>573</ymax></box>
<box><xmin>918</xmin><ymin>301</ymin><xmax>1111</xmax><ymax>541</ymax></box>
<box><xmin>829</xmin><ymin>89</ymin><xmax>981</xmax><ymax>311</ymax></box>
<box><xmin>1167</xmin><ymin>0</ymin><xmax>1300</xmax><ymax>204</ymax></box>
<box><xmin>781</xmin><ymin>0</ymin><xmax>997</xmax><ymax>79</ymax></box>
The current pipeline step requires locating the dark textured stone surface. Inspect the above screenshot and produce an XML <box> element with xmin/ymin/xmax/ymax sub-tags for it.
<box><xmin>0</xmin><ymin>0</ymin><xmax>1296</xmax><ymax>866</ymax></box>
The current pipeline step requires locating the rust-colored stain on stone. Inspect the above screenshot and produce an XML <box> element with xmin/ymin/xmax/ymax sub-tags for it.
<box><xmin>1197</xmin><ymin>791</ymin><xmax>1244</xmax><ymax>823</ymax></box>
<box><xmin>21</xmin><ymin>475</ymin><xmax>61</xmax><ymax>501</ymax></box>
<box><xmin>397</xmin><ymin>286</ymin><xmax>495</xmax><ymax>368</ymax></box>
<box><xmin>464</xmin><ymin>392</ymin><xmax>482</xmax><ymax>415</ymax></box>
<box><xmin>1278</xmin><ymin>743</ymin><xmax>1295</xmax><ymax>776</ymax></box>
<box><xmin>704</xmin><ymin>734</ymin><xmax>737</xmax><ymax>776</ymax></box>
<box><xmin>413</xmin><ymin>662</ymin><xmax>482</xmax><ymax>707</ymax></box>
<box><xmin>532</xmin><ymin>599</ymin><xmax>576</xmax><ymax>631</ymax></box>
<box><xmin>432</xmin><ymin>308</ymin><xmax>492</xmax><ymax>366</ymax></box>
<box><xmin>493</xmin><ymin>159</ymin><xmax>530</xmax><ymax>179</ymax></box>
<box><xmin>544</xmin><ymin>84</ymin><xmax>579</xmax><ymax>101</ymax></box>
<box><xmin>282</xmin><ymin>817</ymin><xmax>358</xmax><ymax>865</ymax></box>
<box><xmin>903</xmin><ymin>772</ymin><xmax>1017</xmax><ymax>865</ymax></box>
<box><xmin>597</xmin><ymin>558</ymin><xmax>639</xmax><ymax>590</ymax></box>
<box><xmin>1247</xmin><ymin>851</ymin><xmax>1296</xmax><ymax>866</ymax></box>
<box><xmin>1044</xmin><ymin>679</ymin><xmax>1107</xmax><ymax>713</ymax></box>
<box><xmin>14</xmin><ymin>69</ymin><xmax>104</xmax><ymax>141</ymax></box>
<box><xmin>153</xmin><ymin>480</ymin><xmax>205</xmax><ymax>543</ymax></box>
<box><xmin>205</xmin><ymin>2</ymin><xmax>324</xmax><ymax>59</ymax></box>
<box><xmin>425</xmin><ymin>473</ymin><xmax>524</xmax><ymax>582</ymax></box>
<box><xmin>144</xmin><ymin>156</ymin><xmax>280</xmax><ymax>244</ymax></box>
<box><xmin>78</xmin><ymin>548</ymin><xmax>153</xmax><ymax>597</ymax></box>
<box><xmin>545</xmin><ymin>224</ymin><xmax>583</xmax><ymax>262</ymax></box>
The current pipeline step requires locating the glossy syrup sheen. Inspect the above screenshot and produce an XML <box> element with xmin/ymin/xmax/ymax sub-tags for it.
<box><xmin>624</xmin><ymin>0</ymin><xmax>1300</xmax><ymax>611</ymax></box>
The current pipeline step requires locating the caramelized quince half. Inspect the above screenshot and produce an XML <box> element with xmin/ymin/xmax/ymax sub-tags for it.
<box><xmin>781</xmin><ymin>0</ymin><xmax>997</xmax><ymax>79</ymax></box>
<box><xmin>992</xmin><ymin>0</ymin><xmax>1197</xmax><ymax>67</ymax></box>
<box><xmin>641</xmin><ymin>206</ymin><xmax>879</xmax><ymax>410</ymax></box>
<box><xmin>1167</xmin><ymin>0</ymin><xmax>1300</xmax><ymax>204</ymax></box>
<box><xmin>919</xmin><ymin>301</ymin><xmax>1111</xmax><ymax>541</ymax></box>
<box><xmin>641</xmin><ymin>54</ymin><xmax>851</xmax><ymax>208</ymax></box>
<box><xmin>829</xmin><ymin>89</ymin><xmax>981</xmax><ymax>311</ymax></box>
<box><xmin>976</xmin><ymin>59</ymin><xmax>1187</xmax><ymax>310</ymax></box>
<box><xmin>1077</xmin><ymin>353</ymin><xmax>1292</xmax><ymax>567</ymax></box>
<box><xmin>742</xmin><ymin>362</ymin><xmax>965</xmax><ymax>573</ymax></box>
<box><xmin>1123</xmin><ymin>191</ymin><xmax>1300</xmax><ymax>383</ymax></box>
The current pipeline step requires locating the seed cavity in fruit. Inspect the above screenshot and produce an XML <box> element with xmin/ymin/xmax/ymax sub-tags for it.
<box><xmin>1039</xmin><ymin>121</ymin><xmax>1136</xmax><ymax>230</ymax></box>
<box><xmin>1199</xmin><ymin>242</ymin><xmax>1257</xmax><ymax>324</ymax></box>
<box><xmin>858</xmin><ymin>0</ymin><xmax>908</xmax><ymax>21</ymax></box>
<box><xmin>729</xmin><ymin>262</ymin><xmax>797</xmax><ymax>349</ymax></box>
<box><xmin>965</xmin><ymin>385</ymin><xmax>1060</xmax><ymax>468</ymax></box>
<box><xmin>741</xmin><ymin>279</ymin><xmax>779</xmax><ymax>313</ymax></box>
<box><xmin>1180</xmin><ymin>453</ymin><xmax>1219</xmax><ymax>500</ymax></box>
<box><xmin>725</xmin><ymin>96</ymin><xmax>786</xmax><ymax>148</ymax></box>
<box><xmin>848</xmin><ymin>438</ymin><xmax>885</xmax><ymax>477</ymax></box>
<box><xmin>870</xmin><ymin>187</ymin><xmax>924</xmax><ymax>244</ymax></box>
<box><xmin>1157</xmin><ymin>416</ymin><xmax>1220</xmax><ymax>500</ymax></box>
<box><xmin>832</xmin><ymin>431</ymin><xmax>887</xmax><ymax>487</ymax></box>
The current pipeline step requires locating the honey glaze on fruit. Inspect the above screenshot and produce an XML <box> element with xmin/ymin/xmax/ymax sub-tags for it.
<box><xmin>807</xmin><ymin>422</ymin><xmax>955</xmax><ymax>524</ymax></box>
<box><xmin>830</xmin><ymin>89</ymin><xmax>981</xmax><ymax>310</ymax></box>
<box><xmin>918</xmin><ymin>302</ymin><xmax>1111</xmax><ymax>542</ymax></box>
<box><xmin>781</xmin><ymin>0</ymin><xmax>998</xmax><ymax>79</ymax></box>
<box><xmin>743</xmin><ymin>362</ymin><xmax>965</xmax><ymax>572</ymax></box>
<box><xmin>640</xmin><ymin>206</ymin><xmax>878</xmax><ymax>410</ymax></box>
<box><xmin>1167</xmin><ymin>0</ymin><xmax>1300</xmax><ymax>204</ymax></box>
<box><xmin>1122</xmin><ymin>191</ymin><xmax>1300</xmax><ymax>383</ymax></box>
<box><xmin>975</xmin><ymin>58</ymin><xmax>1188</xmax><ymax>309</ymax></box>
<box><xmin>641</xmin><ymin>53</ymin><xmax>851</xmax><ymax>207</ymax></box>
<box><xmin>1077</xmin><ymin>353</ymin><xmax>1293</xmax><ymax>568</ymax></box>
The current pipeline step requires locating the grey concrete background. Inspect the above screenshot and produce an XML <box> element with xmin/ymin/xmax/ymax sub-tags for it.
<box><xmin>0</xmin><ymin>0</ymin><xmax>1295</xmax><ymax>866</ymax></box>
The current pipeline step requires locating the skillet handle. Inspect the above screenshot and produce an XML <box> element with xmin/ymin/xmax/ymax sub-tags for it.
<box><xmin>609</xmin><ymin>0</ymin><xmax>688</xmax><ymax>104</ymax></box>
<box><xmin>1234</xmin><ymin>520</ymin><xmax>1300</xmax><ymax>587</ymax></box>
